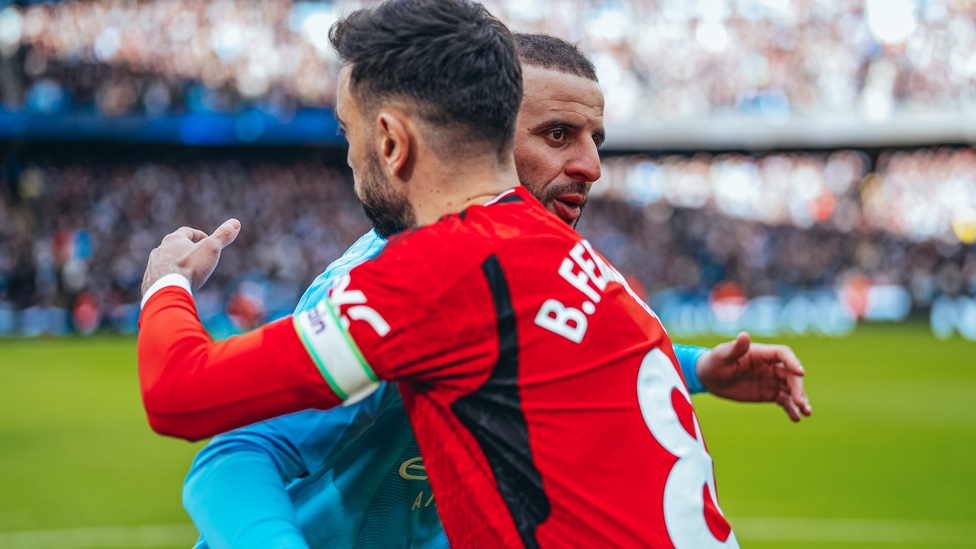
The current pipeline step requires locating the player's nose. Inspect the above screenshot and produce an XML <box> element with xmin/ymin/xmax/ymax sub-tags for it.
<box><xmin>566</xmin><ymin>139</ymin><xmax>602</xmax><ymax>183</ymax></box>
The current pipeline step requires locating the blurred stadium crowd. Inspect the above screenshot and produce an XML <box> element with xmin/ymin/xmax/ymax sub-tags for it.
<box><xmin>2</xmin><ymin>0</ymin><xmax>976</xmax><ymax>122</ymax></box>
<box><xmin>1</xmin><ymin>0</ymin><xmax>975</xmax><ymax>339</ymax></box>
<box><xmin>584</xmin><ymin>148</ymin><xmax>976</xmax><ymax>339</ymax></box>
<box><xmin>1</xmin><ymin>149</ymin><xmax>974</xmax><ymax>338</ymax></box>
<box><xmin>0</xmin><ymin>155</ymin><xmax>370</xmax><ymax>336</ymax></box>
<box><xmin>597</xmin><ymin>148</ymin><xmax>976</xmax><ymax>243</ymax></box>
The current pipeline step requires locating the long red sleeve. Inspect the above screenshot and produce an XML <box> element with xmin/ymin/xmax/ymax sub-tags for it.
<box><xmin>137</xmin><ymin>286</ymin><xmax>342</xmax><ymax>441</ymax></box>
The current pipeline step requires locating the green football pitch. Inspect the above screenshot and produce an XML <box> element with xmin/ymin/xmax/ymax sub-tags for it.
<box><xmin>0</xmin><ymin>323</ymin><xmax>973</xmax><ymax>549</ymax></box>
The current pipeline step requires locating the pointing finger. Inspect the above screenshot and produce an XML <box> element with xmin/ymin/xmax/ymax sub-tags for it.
<box><xmin>714</xmin><ymin>331</ymin><xmax>751</xmax><ymax>364</ymax></box>
<box><xmin>731</xmin><ymin>331</ymin><xmax>751</xmax><ymax>358</ymax></box>
<box><xmin>207</xmin><ymin>219</ymin><xmax>241</xmax><ymax>250</ymax></box>
<box><xmin>166</xmin><ymin>226</ymin><xmax>208</xmax><ymax>243</ymax></box>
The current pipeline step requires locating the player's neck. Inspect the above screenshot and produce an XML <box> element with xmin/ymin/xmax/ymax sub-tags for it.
<box><xmin>408</xmin><ymin>152</ymin><xmax>519</xmax><ymax>227</ymax></box>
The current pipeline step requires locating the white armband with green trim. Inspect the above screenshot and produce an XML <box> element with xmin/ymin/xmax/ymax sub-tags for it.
<box><xmin>293</xmin><ymin>298</ymin><xmax>379</xmax><ymax>405</ymax></box>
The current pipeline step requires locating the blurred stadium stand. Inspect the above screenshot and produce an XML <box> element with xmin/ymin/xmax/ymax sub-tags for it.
<box><xmin>0</xmin><ymin>0</ymin><xmax>974</xmax><ymax>339</ymax></box>
<box><xmin>5</xmin><ymin>0</ymin><xmax>976</xmax><ymax>146</ymax></box>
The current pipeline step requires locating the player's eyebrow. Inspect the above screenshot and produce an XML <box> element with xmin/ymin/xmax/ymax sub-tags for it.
<box><xmin>537</xmin><ymin>118</ymin><xmax>606</xmax><ymax>146</ymax></box>
<box><xmin>536</xmin><ymin>118</ymin><xmax>581</xmax><ymax>131</ymax></box>
<box><xmin>594</xmin><ymin>126</ymin><xmax>606</xmax><ymax>147</ymax></box>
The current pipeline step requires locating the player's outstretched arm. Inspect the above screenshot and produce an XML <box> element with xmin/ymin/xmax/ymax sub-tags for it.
<box><xmin>183</xmin><ymin>435</ymin><xmax>311</xmax><ymax>549</ymax></box>
<box><xmin>139</xmin><ymin>284</ymin><xmax>341</xmax><ymax>440</ymax></box>
<box><xmin>695</xmin><ymin>332</ymin><xmax>812</xmax><ymax>422</ymax></box>
<box><xmin>138</xmin><ymin>221</ymin><xmax>342</xmax><ymax>441</ymax></box>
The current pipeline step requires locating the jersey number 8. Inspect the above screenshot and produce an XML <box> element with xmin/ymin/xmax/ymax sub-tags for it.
<box><xmin>637</xmin><ymin>348</ymin><xmax>739</xmax><ymax>549</ymax></box>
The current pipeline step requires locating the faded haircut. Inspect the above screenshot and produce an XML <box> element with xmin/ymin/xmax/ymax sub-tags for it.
<box><xmin>513</xmin><ymin>33</ymin><xmax>598</xmax><ymax>82</ymax></box>
<box><xmin>330</xmin><ymin>0</ymin><xmax>523</xmax><ymax>155</ymax></box>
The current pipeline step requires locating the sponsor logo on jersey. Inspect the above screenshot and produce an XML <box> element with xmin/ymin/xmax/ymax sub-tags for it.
<box><xmin>399</xmin><ymin>457</ymin><xmax>436</xmax><ymax>511</ymax></box>
<box><xmin>399</xmin><ymin>457</ymin><xmax>428</xmax><ymax>480</ymax></box>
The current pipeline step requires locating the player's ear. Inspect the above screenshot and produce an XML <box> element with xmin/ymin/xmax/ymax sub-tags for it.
<box><xmin>375</xmin><ymin>109</ymin><xmax>414</xmax><ymax>182</ymax></box>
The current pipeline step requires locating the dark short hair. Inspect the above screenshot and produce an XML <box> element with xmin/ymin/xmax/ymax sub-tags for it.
<box><xmin>513</xmin><ymin>33</ymin><xmax>598</xmax><ymax>82</ymax></box>
<box><xmin>330</xmin><ymin>0</ymin><xmax>522</xmax><ymax>155</ymax></box>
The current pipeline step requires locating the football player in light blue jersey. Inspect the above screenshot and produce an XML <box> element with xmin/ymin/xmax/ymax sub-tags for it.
<box><xmin>183</xmin><ymin>34</ymin><xmax>811</xmax><ymax>549</ymax></box>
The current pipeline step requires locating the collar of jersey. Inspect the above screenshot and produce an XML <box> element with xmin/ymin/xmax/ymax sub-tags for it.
<box><xmin>484</xmin><ymin>187</ymin><xmax>518</xmax><ymax>205</ymax></box>
<box><xmin>443</xmin><ymin>186</ymin><xmax>528</xmax><ymax>225</ymax></box>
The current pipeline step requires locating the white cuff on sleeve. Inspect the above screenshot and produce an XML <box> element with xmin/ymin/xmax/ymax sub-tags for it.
<box><xmin>141</xmin><ymin>273</ymin><xmax>192</xmax><ymax>310</ymax></box>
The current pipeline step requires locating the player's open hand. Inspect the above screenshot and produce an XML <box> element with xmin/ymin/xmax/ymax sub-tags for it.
<box><xmin>695</xmin><ymin>332</ymin><xmax>812</xmax><ymax>422</ymax></box>
<box><xmin>141</xmin><ymin>219</ymin><xmax>241</xmax><ymax>296</ymax></box>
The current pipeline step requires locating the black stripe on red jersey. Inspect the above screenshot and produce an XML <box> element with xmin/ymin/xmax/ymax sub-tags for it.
<box><xmin>450</xmin><ymin>255</ymin><xmax>550</xmax><ymax>549</ymax></box>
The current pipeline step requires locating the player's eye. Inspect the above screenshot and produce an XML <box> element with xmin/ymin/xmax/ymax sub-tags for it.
<box><xmin>336</xmin><ymin>126</ymin><xmax>347</xmax><ymax>138</ymax></box>
<box><xmin>547</xmin><ymin>128</ymin><xmax>569</xmax><ymax>144</ymax></box>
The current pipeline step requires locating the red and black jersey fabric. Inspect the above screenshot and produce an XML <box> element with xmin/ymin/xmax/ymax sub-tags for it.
<box><xmin>324</xmin><ymin>186</ymin><xmax>738</xmax><ymax>549</ymax></box>
<box><xmin>138</xmin><ymin>185</ymin><xmax>738</xmax><ymax>549</ymax></box>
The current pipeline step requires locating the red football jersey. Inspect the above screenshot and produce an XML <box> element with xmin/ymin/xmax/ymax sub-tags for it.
<box><xmin>138</xmin><ymin>186</ymin><xmax>738</xmax><ymax>548</ymax></box>
<box><xmin>291</xmin><ymin>187</ymin><xmax>738</xmax><ymax>548</ymax></box>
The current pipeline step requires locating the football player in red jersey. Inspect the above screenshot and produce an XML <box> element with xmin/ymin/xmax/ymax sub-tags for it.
<box><xmin>179</xmin><ymin>32</ymin><xmax>808</xmax><ymax>549</ymax></box>
<box><xmin>137</xmin><ymin>1</ymin><xmax>788</xmax><ymax>547</ymax></box>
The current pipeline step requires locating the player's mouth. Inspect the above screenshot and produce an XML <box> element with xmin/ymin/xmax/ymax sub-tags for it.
<box><xmin>551</xmin><ymin>193</ymin><xmax>585</xmax><ymax>224</ymax></box>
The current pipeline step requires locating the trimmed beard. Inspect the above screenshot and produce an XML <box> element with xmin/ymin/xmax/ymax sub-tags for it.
<box><xmin>358</xmin><ymin>148</ymin><xmax>416</xmax><ymax>238</ymax></box>
<box><xmin>522</xmin><ymin>179</ymin><xmax>589</xmax><ymax>228</ymax></box>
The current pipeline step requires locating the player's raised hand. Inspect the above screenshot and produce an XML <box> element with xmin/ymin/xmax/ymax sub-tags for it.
<box><xmin>695</xmin><ymin>331</ymin><xmax>812</xmax><ymax>422</ymax></box>
<box><xmin>141</xmin><ymin>219</ymin><xmax>241</xmax><ymax>296</ymax></box>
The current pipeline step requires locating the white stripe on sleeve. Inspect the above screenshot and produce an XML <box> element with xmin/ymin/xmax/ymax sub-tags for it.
<box><xmin>141</xmin><ymin>274</ymin><xmax>192</xmax><ymax>310</ymax></box>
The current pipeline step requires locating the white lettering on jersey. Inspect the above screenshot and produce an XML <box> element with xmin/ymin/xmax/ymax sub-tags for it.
<box><xmin>534</xmin><ymin>299</ymin><xmax>588</xmax><ymax>343</ymax></box>
<box><xmin>329</xmin><ymin>274</ymin><xmax>367</xmax><ymax>306</ymax></box>
<box><xmin>570</xmin><ymin>242</ymin><xmax>608</xmax><ymax>291</ymax></box>
<box><xmin>559</xmin><ymin>258</ymin><xmax>601</xmax><ymax>303</ymax></box>
<box><xmin>294</xmin><ymin>273</ymin><xmax>390</xmax><ymax>405</ymax></box>
<box><xmin>347</xmin><ymin>305</ymin><xmax>390</xmax><ymax>337</ymax></box>
<box><xmin>637</xmin><ymin>348</ymin><xmax>739</xmax><ymax>549</ymax></box>
<box><xmin>579</xmin><ymin>240</ymin><xmax>660</xmax><ymax>323</ymax></box>
<box><xmin>545</xmin><ymin>239</ymin><xmax>661</xmax><ymax>344</ymax></box>
<box><xmin>542</xmin><ymin>239</ymin><xmax>662</xmax><ymax>344</ymax></box>
<box><xmin>330</xmin><ymin>274</ymin><xmax>389</xmax><ymax>337</ymax></box>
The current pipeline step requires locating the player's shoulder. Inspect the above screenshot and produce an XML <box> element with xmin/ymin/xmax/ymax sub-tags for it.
<box><xmin>329</xmin><ymin>230</ymin><xmax>388</xmax><ymax>273</ymax></box>
<box><xmin>373</xmin><ymin>187</ymin><xmax>575</xmax><ymax>263</ymax></box>
<box><xmin>295</xmin><ymin>230</ymin><xmax>386</xmax><ymax>312</ymax></box>
<box><xmin>466</xmin><ymin>186</ymin><xmax>576</xmax><ymax>237</ymax></box>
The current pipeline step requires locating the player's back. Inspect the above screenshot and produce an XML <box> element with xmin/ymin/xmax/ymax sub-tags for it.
<box><xmin>489</xmin><ymin>216</ymin><xmax>735</xmax><ymax>548</ymax></box>
<box><xmin>324</xmin><ymin>187</ymin><xmax>738</xmax><ymax>548</ymax></box>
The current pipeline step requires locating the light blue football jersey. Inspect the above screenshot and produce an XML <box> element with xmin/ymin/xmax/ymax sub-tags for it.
<box><xmin>184</xmin><ymin>229</ymin><xmax>708</xmax><ymax>549</ymax></box>
<box><xmin>185</xmin><ymin>230</ymin><xmax>448</xmax><ymax>549</ymax></box>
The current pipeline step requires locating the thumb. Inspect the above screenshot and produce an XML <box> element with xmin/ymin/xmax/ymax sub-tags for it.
<box><xmin>716</xmin><ymin>331</ymin><xmax>751</xmax><ymax>362</ymax></box>
<box><xmin>207</xmin><ymin>219</ymin><xmax>241</xmax><ymax>250</ymax></box>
